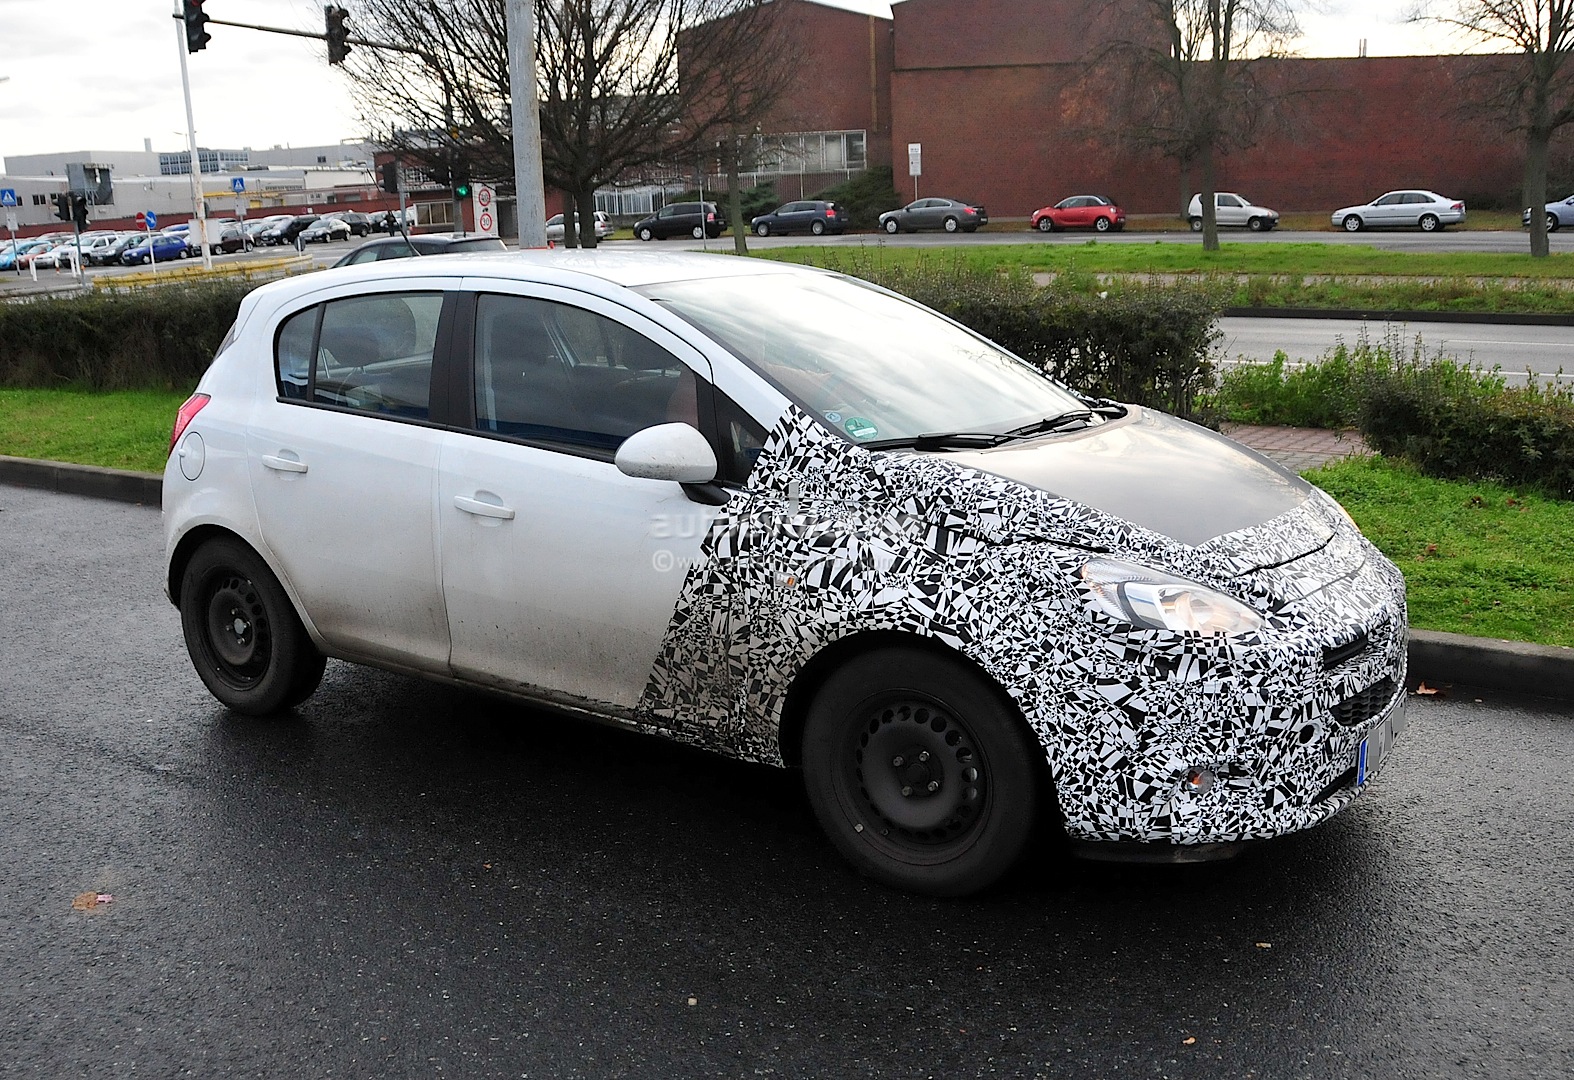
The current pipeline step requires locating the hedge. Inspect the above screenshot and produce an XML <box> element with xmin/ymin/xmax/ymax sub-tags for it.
<box><xmin>0</xmin><ymin>282</ymin><xmax>249</xmax><ymax>390</ymax></box>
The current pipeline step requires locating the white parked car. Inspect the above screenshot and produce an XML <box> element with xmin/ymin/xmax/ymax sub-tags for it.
<box><xmin>163</xmin><ymin>252</ymin><xmax>1408</xmax><ymax>895</ymax></box>
<box><xmin>546</xmin><ymin>210</ymin><xmax>614</xmax><ymax>242</ymax></box>
<box><xmin>1332</xmin><ymin>190</ymin><xmax>1465</xmax><ymax>232</ymax></box>
<box><xmin>1187</xmin><ymin>192</ymin><xmax>1280</xmax><ymax>232</ymax></box>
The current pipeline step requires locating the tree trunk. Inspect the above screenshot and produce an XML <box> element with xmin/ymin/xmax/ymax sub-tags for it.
<box><xmin>728</xmin><ymin>144</ymin><xmax>749</xmax><ymax>256</ymax></box>
<box><xmin>1200</xmin><ymin>141</ymin><xmax>1219</xmax><ymax>252</ymax></box>
<box><xmin>1526</xmin><ymin>127</ymin><xmax>1551</xmax><ymax>259</ymax></box>
<box><xmin>576</xmin><ymin>188</ymin><xmax>598</xmax><ymax>249</ymax></box>
<box><xmin>561</xmin><ymin>195</ymin><xmax>579</xmax><ymax>248</ymax></box>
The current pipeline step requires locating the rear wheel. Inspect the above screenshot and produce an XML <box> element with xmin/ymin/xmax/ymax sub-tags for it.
<box><xmin>801</xmin><ymin>647</ymin><xmax>1040</xmax><ymax>896</ymax></box>
<box><xmin>1418</xmin><ymin>213</ymin><xmax>1441</xmax><ymax>232</ymax></box>
<box><xmin>1189</xmin><ymin>217</ymin><xmax>1203</xmax><ymax>232</ymax></box>
<box><xmin>943</xmin><ymin>216</ymin><xmax>960</xmax><ymax>233</ymax></box>
<box><xmin>810</xmin><ymin>219</ymin><xmax>826</xmax><ymax>236</ymax></box>
<box><xmin>179</xmin><ymin>538</ymin><xmax>325</xmax><ymax>716</ymax></box>
<box><xmin>1343</xmin><ymin>214</ymin><xmax>1364</xmax><ymax>232</ymax></box>
<box><xmin>1094</xmin><ymin>216</ymin><xmax>1111</xmax><ymax>232</ymax></box>
<box><xmin>691</xmin><ymin>225</ymin><xmax>705</xmax><ymax>239</ymax></box>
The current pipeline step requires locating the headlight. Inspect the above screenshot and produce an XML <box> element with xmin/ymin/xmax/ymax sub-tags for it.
<box><xmin>1079</xmin><ymin>558</ymin><xmax>1262</xmax><ymax>637</ymax></box>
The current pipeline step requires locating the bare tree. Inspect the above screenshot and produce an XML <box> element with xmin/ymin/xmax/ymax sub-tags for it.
<box><xmin>1411</xmin><ymin>2</ymin><xmax>1574</xmax><ymax>257</ymax></box>
<box><xmin>339</xmin><ymin>0</ymin><xmax>795</xmax><ymax>248</ymax></box>
<box><xmin>1110</xmin><ymin>0</ymin><xmax>1300</xmax><ymax>250</ymax></box>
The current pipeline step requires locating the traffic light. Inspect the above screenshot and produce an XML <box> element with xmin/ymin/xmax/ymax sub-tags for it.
<box><xmin>53</xmin><ymin>193</ymin><xmax>73</xmax><ymax>222</ymax></box>
<box><xmin>325</xmin><ymin>5</ymin><xmax>351</xmax><ymax>65</ymax></box>
<box><xmin>182</xmin><ymin>0</ymin><xmax>211</xmax><ymax>54</ymax></box>
<box><xmin>453</xmin><ymin>167</ymin><xmax>472</xmax><ymax>200</ymax></box>
<box><xmin>72</xmin><ymin>195</ymin><xmax>89</xmax><ymax>230</ymax></box>
<box><xmin>379</xmin><ymin>161</ymin><xmax>401</xmax><ymax>194</ymax></box>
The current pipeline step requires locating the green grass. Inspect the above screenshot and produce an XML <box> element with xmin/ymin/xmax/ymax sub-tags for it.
<box><xmin>1306</xmin><ymin>456</ymin><xmax>1574</xmax><ymax>647</ymax></box>
<box><xmin>0</xmin><ymin>387</ymin><xmax>191</xmax><ymax>474</ymax></box>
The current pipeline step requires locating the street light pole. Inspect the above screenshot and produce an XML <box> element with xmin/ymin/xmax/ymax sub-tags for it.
<box><xmin>504</xmin><ymin>0</ymin><xmax>546</xmax><ymax>249</ymax></box>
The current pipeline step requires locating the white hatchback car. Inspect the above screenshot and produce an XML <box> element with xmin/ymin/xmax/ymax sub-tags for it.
<box><xmin>1187</xmin><ymin>192</ymin><xmax>1280</xmax><ymax>232</ymax></box>
<box><xmin>164</xmin><ymin>252</ymin><xmax>1408</xmax><ymax>895</ymax></box>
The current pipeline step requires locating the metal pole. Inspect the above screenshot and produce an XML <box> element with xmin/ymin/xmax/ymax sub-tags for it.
<box><xmin>174</xmin><ymin>1</ymin><xmax>213</xmax><ymax>271</ymax></box>
<box><xmin>505</xmin><ymin>0</ymin><xmax>547</xmax><ymax>249</ymax></box>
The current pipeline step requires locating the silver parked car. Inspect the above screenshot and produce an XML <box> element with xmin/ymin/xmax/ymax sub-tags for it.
<box><xmin>879</xmin><ymin>198</ymin><xmax>988</xmax><ymax>234</ymax></box>
<box><xmin>1523</xmin><ymin>194</ymin><xmax>1574</xmax><ymax>232</ymax></box>
<box><xmin>1186</xmin><ymin>192</ymin><xmax>1279</xmax><ymax>232</ymax></box>
<box><xmin>1332</xmin><ymin>190</ymin><xmax>1465</xmax><ymax>232</ymax></box>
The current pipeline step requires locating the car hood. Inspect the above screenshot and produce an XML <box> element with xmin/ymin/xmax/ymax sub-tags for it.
<box><xmin>944</xmin><ymin>408</ymin><xmax>1315</xmax><ymax>547</ymax></box>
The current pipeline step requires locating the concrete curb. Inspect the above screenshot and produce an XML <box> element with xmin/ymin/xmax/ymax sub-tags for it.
<box><xmin>0</xmin><ymin>455</ymin><xmax>161</xmax><ymax>506</ymax></box>
<box><xmin>1222</xmin><ymin>306</ymin><xmax>1574</xmax><ymax>327</ymax></box>
<box><xmin>4</xmin><ymin>458</ymin><xmax>1573</xmax><ymax>702</ymax></box>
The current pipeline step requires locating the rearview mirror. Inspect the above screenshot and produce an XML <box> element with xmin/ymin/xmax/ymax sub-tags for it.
<box><xmin>614</xmin><ymin>423</ymin><xmax>717</xmax><ymax>484</ymax></box>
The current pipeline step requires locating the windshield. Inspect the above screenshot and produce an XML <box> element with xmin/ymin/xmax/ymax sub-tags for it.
<box><xmin>641</xmin><ymin>273</ymin><xmax>1086</xmax><ymax>445</ymax></box>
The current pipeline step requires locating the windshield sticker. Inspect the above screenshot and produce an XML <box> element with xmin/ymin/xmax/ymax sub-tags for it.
<box><xmin>823</xmin><ymin>411</ymin><xmax>842</xmax><ymax>424</ymax></box>
<box><xmin>843</xmin><ymin>417</ymin><xmax>878</xmax><ymax>440</ymax></box>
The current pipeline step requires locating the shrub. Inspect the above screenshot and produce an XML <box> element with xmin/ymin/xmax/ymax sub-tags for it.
<box><xmin>0</xmin><ymin>282</ymin><xmax>250</xmax><ymax>390</ymax></box>
<box><xmin>813</xmin><ymin>166</ymin><xmax>903</xmax><ymax>230</ymax></box>
<box><xmin>1212</xmin><ymin>336</ymin><xmax>1413</xmax><ymax>428</ymax></box>
<box><xmin>787</xmin><ymin>248</ymin><xmax>1223</xmax><ymax>422</ymax></box>
<box><xmin>1358</xmin><ymin>357</ymin><xmax>1574</xmax><ymax>498</ymax></box>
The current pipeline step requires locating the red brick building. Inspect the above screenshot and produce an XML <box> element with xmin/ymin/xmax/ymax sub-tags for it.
<box><xmin>753</xmin><ymin>0</ymin><xmax>1549</xmax><ymax>217</ymax></box>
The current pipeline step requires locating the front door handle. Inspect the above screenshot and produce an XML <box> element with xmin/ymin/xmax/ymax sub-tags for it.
<box><xmin>454</xmin><ymin>494</ymin><xmax>516</xmax><ymax>520</ymax></box>
<box><xmin>261</xmin><ymin>454</ymin><xmax>308</xmax><ymax>474</ymax></box>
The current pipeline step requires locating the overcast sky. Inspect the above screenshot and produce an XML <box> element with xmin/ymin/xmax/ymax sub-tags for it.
<box><xmin>0</xmin><ymin>0</ymin><xmax>1466</xmax><ymax>165</ymax></box>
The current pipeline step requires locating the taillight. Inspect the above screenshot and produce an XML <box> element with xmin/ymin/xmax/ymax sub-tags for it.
<box><xmin>706</xmin><ymin>212</ymin><xmax>716</xmax><ymax>222</ymax></box>
<box><xmin>1452</xmin><ymin>202</ymin><xmax>1464</xmax><ymax>210</ymax></box>
<box><xmin>169</xmin><ymin>393</ymin><xmax>210</xmax><ymax>455</ymax></box>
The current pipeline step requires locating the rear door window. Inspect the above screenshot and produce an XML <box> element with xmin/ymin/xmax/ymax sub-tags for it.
<box><xmin>273</xmin><ymin>292</ymin><xmax>444</xmax><ymax>418</ymax></box>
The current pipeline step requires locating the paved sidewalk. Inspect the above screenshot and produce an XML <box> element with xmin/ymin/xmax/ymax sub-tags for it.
<box><xmin>1222</xmin><ymin>424</ymin><xmax>1370</xmax><ymax>471</ymax></box>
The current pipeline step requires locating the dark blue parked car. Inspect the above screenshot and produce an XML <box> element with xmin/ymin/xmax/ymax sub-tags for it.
<box><xmin>750</xmin><ymin>200</ymin><xmax>847</xmax><ymax>237</ymax></box>
<box><xmin>121</xmin><ymin>235</ymin><xmax>192</xmax><ymax>265</ymax></box>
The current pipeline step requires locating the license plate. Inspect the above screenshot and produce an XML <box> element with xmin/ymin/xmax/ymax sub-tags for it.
<box><xmin>1356</xmin><ymin>695</ymin><xmax>1407</xmax><ymax>786</ymax></box>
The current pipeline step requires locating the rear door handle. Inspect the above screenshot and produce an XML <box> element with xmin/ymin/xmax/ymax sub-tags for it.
<box><xmin>261</xmin><ymin>454</ymin><xmax>308</xmax><ymax>474</ymax></box>
<box><xmin>454</xmin><ymin>494</ymin><xmax>516</xmax><ymax>520</ymax></box>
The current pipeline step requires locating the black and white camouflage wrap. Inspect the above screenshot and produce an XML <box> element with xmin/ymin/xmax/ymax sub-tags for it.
<box><xmin>634</xmin><ymin>406</ymin><xmax>1408</xmax><ymax>848</ymax></box>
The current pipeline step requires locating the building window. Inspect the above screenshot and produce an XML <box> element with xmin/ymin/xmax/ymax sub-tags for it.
<box><xmin>32</xmin><ymin>194</ymin><xmax>48</xmax><ymax>206</ymax></box>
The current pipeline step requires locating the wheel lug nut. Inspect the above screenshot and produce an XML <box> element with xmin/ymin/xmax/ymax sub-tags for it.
<box><xmin>901</xmin><ymin>786</ymin><xmax>913</xmax><ymax>796</ymax></box>
<box><xmin>927</xmin><ymin>780</ymin><xmax>940</xmax><ymax>792</ymax></box>
<box><xmin>918</xmin><ymin>751</ymin><xmax>929</xmax><ymax>762</ymax></box>
<box><xmin>892</xmin><ymin>756</ymin><xmax>904</xmax><ymax>767</ymax></box>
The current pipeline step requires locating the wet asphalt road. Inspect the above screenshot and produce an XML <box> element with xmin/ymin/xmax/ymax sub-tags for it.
<box><xmin>2</xmin><ymin>483</ymin><xmax>1571</xmax><ymax>1079</ymax></box>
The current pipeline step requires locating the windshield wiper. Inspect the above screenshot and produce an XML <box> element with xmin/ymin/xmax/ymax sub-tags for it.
<box><xmin>861</xmin><ymin>431</ymin><xmax>1021</xmax><ymax>451</ymax></box>
<box><xmin>1005</xmin><ymin>410</ymin><xmax>1097</xmax><ymax>438</ymax></box>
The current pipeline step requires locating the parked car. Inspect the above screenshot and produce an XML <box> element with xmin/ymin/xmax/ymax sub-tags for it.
<box><xmin>121</xmin><ymin>234</ymin><xmax>192</xmax><ymax>265</ymax></box>
<box><xmin>546</xmin><ymin>210</ymin><xmax>615</xmax><ymax>242</ymax></box>
<box><xmin>31</xmin><ymin>241</ymin><xmax>78</xmax><ymax>269</ymax></box>
<box><xmin>879</xmin><ymin>198</ymin><xmax>988</xmax><ymax>234</ymax></box>
<box><xmin>1</xmin><ymin>238</ymin><xmax>62</xmax><ymax>270</ymax></box>
<box><xmin>333</xmin><ymin>211</ymin><xmax>374</xmax><ymax>236</ymax></box>
<box><xmin>217</xmin><ymin>224</ymin><xmax>254</xmax><ymax>253</ymax></box>
<box><xmin>299</xmin><ymin>217</ymin><xmax>353</xmax><ymax>244</ymax></box>
<box><xmin>750</xmin><ymin>200</ymin><xmax>848</xmax><ymax>237</ymax></box>
<box><xmin>632</xmin><ymin>202</ymin><xmax>726</xmax><ymax>241</ymax></box>
<box><xmin>1031</xmin><ymin>195</ymin><xmax>1125</xmax><ymax>233</ymax></box>
<box><xmin>1331</xmin><ymin>190</ymin><xmax>1465</xmax><ymax>232</ymax></box>
<box><xmin>331</xmin><ymin>233</ymin><xmax>509</xmax><ymax>266</ymax></box>
<box><xmin>1523</xmin><ymin>194</ymin><xmax>1574</xmax><ymax>232</ymax></box>
<box><xmin>91</xmin><ymin>233</ymin><xmax>147</xmax><ymax>265</ymax></box>
<box><xmin>259</xmin><ymin>214</ymin><xmax>320</xmax><ymax>245</ymax></box>
<box><xmin>1187</xmin><ymin>192</ymin><xmax>1279</xmax><ymax>232</ymax></box>
<box><xmin>162</xmin><ymin>250</ymin><xmax>1408</xmax><ymax>897</ymax></box>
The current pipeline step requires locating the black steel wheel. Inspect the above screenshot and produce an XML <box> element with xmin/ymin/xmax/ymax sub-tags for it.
<box><xmin>1189</xmin><ymin>217</ymin><xmax>1204</xmax><ymax>232</ymax></box>
<box><xmin>801</xmin><ymin>647</ymin><xmax>1040</xmax><ymax>896</ymax></box>
<box><xmin>180</xmin><ymin>539</ymin><xmax>325</xmax><ymax>715</ymax></box>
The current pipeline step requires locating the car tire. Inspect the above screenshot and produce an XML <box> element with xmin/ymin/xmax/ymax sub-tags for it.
<box><xmin>638</xmin><ymin>227</ymin><xmax>653</xmax><ymax>241</ymax></box>
<box><xmin>1189</xmin><ymin>217</ymin><xmax>1203</xmax><ymax>232</ymax></box>
<box><xmin>1036</xmin><ymin>217</ymin><xmax>1054</xmax><ymax>232</ymax></box>
<box><xmin>801</xmin><ymin>646</ymin><xmax>1041</xmax><ymax>897</ymax></box>
<box><xmin>692</xmin><ymin>225</ymin><xmax>705</xmax><ymax>239</ymax></box>
<box><xmin>179</xmin><ymin>538</ymin><xmax>326</xmax><ymax>716</ymax></box>
<box><xmin>1343</xmin><ymin>214</ymin><xmax>1364</xmax><ymax>232</ymax></box>
<box><xmin>1247</xmin><ymin>216</ymin><xmax>1265</xmax><ymax>232</ymax></box>
<box><xmin>1418</xmin><ymin>213</ymin><xmax>1441</xmax><ymax>233</ymax></box>
<box><xmin>1548</xmin><ymin>213</ymin><xmax>1560</xmax><ymax>233</ymax></box>
<box><xmin>883</xmin><ymin>218</ymin><xmax>900</xmax><ymax>234</ymax></box>
<box><xmin>1094</xmin><ymin>216</ymin><xmax>1112</xmax><ymax>232</ymax></box>
<box><xmin>755</xmin><ymin>222</ymin><xmax>770</xmax><ymax>237</ymax></box>
<box><xmin>811</xmin><ymin>220</ymin><xmax>826</xmax><ymax>236</ymax></box>
<box><xmin>943</xmin><ymin>216</ymin><xmax>959</xmax><ymax>233</ymax></box>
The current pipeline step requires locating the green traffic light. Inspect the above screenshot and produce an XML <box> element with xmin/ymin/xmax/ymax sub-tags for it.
<box><xmin>456</xmin><ymin>184</ymin><xmax>471</xmax><ymax>198</ymax></box>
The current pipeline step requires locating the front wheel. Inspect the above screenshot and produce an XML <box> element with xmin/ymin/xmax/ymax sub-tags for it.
<box><xmin>883</xmin><ymin>218</ymin><xmax>899</xmax><ymax>234</ymax></box>
<box><xmin>1189</xmin><ymin>217</ymin><xmax>1203</xmax><ymax>232</ymax></box>
<box><xmin>637</xmin><ymin>227</ymin><xmax>653</xmax><ymax>241</ymax></box>
<box><xmin>1343</xmin><ymin>214</ymin><xmax>1364</xmax><ymax>232</ymax></box>
<box><xmin>1247</xmin><ymin>216</ymin><xmax>1265</xmax><ymax>232</ymax></box>
<box><xmin>810</xmin><ymin>219</ymin><xmax>826</xmax><ymax>236</ymax></box>
<box><xmin>755</xmin><ymin>222</ymin><xmax>770</xmax><ymax>237</ymax></box>
<box><xmin>179</xmin><ymin>539</ymin><xmax>326</xmax><ymax>716</ymax></box>
<box><xmin>1094</xmin><ymin>216</ymin><xmax>1111</xmax><ymax>232</ymax></box>
<box><xmin>801</xmin><ymin>647</ymin><xmax>1040</xmax><ymax>896</ymax></box>
<box><xmin>1418</xmin><ymin>213</ymin><xmax>1441</xmax><ymax>232</ymax></box>
<box><xmin>1036</xmin><ymin>217</ymin><xmax>1054</xmax><ymax>232</ymax></box>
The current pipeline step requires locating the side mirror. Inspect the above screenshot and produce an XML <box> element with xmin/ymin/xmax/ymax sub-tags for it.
<box><xmin>615</xmin><ymin>423</ymin><xmax>717</xmax><ymax>484</ymax></box>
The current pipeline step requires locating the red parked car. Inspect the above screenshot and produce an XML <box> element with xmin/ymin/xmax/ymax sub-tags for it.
<box><xmin>1031</xmin><ymin>195</ymin><xmax>1126</xmax><ymax>233</ymax></box>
